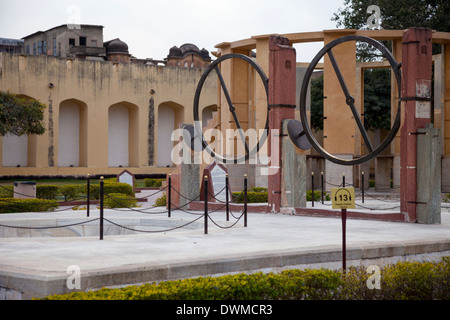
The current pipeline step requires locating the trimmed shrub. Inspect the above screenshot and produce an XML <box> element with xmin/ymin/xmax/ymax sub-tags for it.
<box><xmin>307</xmin><ymin>190</ymin><xmax>330</xmax><ymax>201</ymax></box>
<box><xmin>153</xmin><ymin>193</ymin><xmax>166</xmax><ymax>207</ymax></box>
<box><xmin>144</xmin><ymin>178</ymin><xmax>164</xmax><ymax>188</ymax></box>
<box><xmin>104</xmin><ymin>193</ymin><xmax>138</xmax><ymax>209</ymax></box>
<box><xmin>232</xmin><ymin>191</ymin><xmax>268</xmax><ymax>203</ymax></box>
<box><xmin>0</xmin><ymin>185</ymin><xmax>14</xmax><ymax>198</ymax></box>
<box><xmin>0</xmin><ymin>198</ymin><xmax>58</xmax><ymax>213</ymax></box>
<box><xmin>41</xmin><ymin>258</ymin><xmax>450</xmax><ymax>300</ymax></box>
<box><xmin>104</xmin><ymin>182</ymin><xmax>134</xmax><ymax>196</ymax></box>
<box><xmin>87</xmin><ymin>182</ymin><xmax>134</xmax><ymax>200</ymax></box>
<box><xmin>36</xmin><ymin>185</ymin><xmax>60</xmax><ymax>200</ymax></box>
<box><xmin>59</xmin><ymin>185</ymin><xmax>84</xmax><ymax>201</ymax></box>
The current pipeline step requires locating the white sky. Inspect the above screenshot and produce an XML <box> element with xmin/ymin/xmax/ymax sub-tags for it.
<box><xmin>0</xmin><ymin>0</ymin><xmax>344</xmax><ymax>62</ymax></box>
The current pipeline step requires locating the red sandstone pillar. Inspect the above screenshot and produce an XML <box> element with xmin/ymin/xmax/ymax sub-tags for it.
<box><xmin>400</xmin><ymin>28</ymin><xmax>433</xmax><ymax>222</ymax></box>
<box><xmin>268</xmin><ymin>35</ymin><xmax>296</xmax><ymax>212</ymax></box>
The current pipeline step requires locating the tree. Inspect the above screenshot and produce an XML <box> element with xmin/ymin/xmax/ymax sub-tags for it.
<box><xmin>331</xmin><ymin>0</ymin><xmax>449</xmax><ymax>131</ymax></box>
<box><xmin>310</xmin><ymin>74</ymin><xmax>324</xmax><ymax>132</ymax></box>
<box><xmin>363</xmin><ymin>68</ymin><xmax>391</xmax><ymax>131</ymax></box>
<box><xmin>0</xmin><ymin>91</ymin><xmax>46</xmax><ymax>136</ymax></box>
<box><xmin>332</xmin><ymin>0</ymin><xmax>450</xmax><ymax>32</ymax></box>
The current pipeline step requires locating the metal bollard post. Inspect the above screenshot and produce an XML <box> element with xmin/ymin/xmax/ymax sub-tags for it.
<box><xmin>361</xmin><ymin>171</ymin><xmax>365</xmax><ymax>203</ymax></box>
<box><xmin>341</xmin><ymin>173</ymin><xmax>346</xmax><ymax>271</ymax></box>
<box><xmin>244</xmin><ymin>174</ymin><xmax>247</xmax><ymax>227</ymax></box>
<box><xmin>225</xmin><ymin>173</ymin><xmax>229</xmax><ymax>221</ymax></box>
<box><xmin>311</xmin><ymin>172</ymin><xmax>314</xmax><ymax>207</ymax></box>
<box><xmin>204</xmin><ymin>175</ymin><xmax>208</xmax><ymax>235</ymax></box>
<box><xmin>99</xmin><ymin>176</ymin><xmax>104</xmax><ymax>240</ymax></box>
<box><xmin>86</xmin><ymin>174</ymin><xmax>90</xmax><ymax>217</ymax></box>
<box><xmin>168</xmin><ymin>174</ymin><xmax>171</xmax><ymax>218</ymax></box>
<box><xmin>321</xmin><ymin>172</ymin><xmax>324</xmax><ymax>204</ymax></box>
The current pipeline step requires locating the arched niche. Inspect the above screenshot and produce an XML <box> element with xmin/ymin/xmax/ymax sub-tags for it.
<box><xmin>58</xmin><ymin>99</ymin><xmax>88</xmax><ymax>167</ymax></box>
<box><xmin>157</xmin><ymin>101</ymin><xmax>184</xmax><ymax>167</ymax></box>
<box><xmin>1</xmin><ymin>94</ymin><xmax>38</xmax><ymax>167</ymax></box>
<box><xmin>108</xmin><ymin>101</ymin><xmax>139</xmax><ymax>167</ymax></box>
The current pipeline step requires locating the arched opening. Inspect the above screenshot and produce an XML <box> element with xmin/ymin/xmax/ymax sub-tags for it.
<box><xmin>108</xmin><ymin>102</ymin><xmax>139</xmax><ymax>167</ymax></box>
<box><xmin>157</xmin><ymin>101</ymin><xmax>184</xmax><ymax>167</ymax></box>
<box><xmin>58</xmin><ymin>99</ymin><xmax>87</xmax><ymax>167</ymax></box>
<box><xmin>1</xmin><ymin>94</ymin><xmax>39</xmax><ymax>167</ymax></box>
<box><xmin>2</xmin><ymin>134</ymin><xmax>28</xmax><ymax>167</ymax></box>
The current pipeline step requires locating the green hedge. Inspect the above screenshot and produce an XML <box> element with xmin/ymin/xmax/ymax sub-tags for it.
<box><xmin>144</xmin><ymin>178</ymin><xmax>165</xmax><ymax>188</ymax></box>
<box><xmin>230</xmin><ymin>189</ymin><xmax>331</xmax><ymax>203</ymax></box>
<box><xmin>1</xmin><ymin>182</ymin><xmax>134</xmax><ymax>202</ymax></box>
<box><xmin>36</xmin><ymin>185</ymin><xmax>60</xmax><ymax>200</ymax></box>
<box><xmin>307</xmin><ymin>190</ymin><xmax>330</xmax><ymax>201</ymax></box>
<box><xmin>104</xmin><ymin>193</ymin><xmax>138</xmax><ymax>208</ymax></box>
<box><xmin>41</xmin><ymin>258</ymin><xmax>450</xmax><ymax>300</ymax></box>
<box><xmin>232</xmin><ymin>191</ymin><xmax>268</xmax><ymax>203</ymax></box>
<box><xmin>0</xmin><ymin>198</ymin><xmax>58</xmax><ymax>213</ymax></box>
<box><xmin>153</xmin><ymin>193</ymin><xmax>166</xmax><ymax>207</ymax></box>
<box><xmin>0</xmin><ymin>186</ymin><xmax>13</xmax><ymax>198</ymax></box>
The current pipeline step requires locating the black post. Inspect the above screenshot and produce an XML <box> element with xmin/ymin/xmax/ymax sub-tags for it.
<box><xmin>168</xmin><ymin>174</ymin><xmax>171</xmax><ymax>218</ymax></box>
<box><xmin>244</xmin><ymin>174</ymin><xmax>247</xmax><ymax>227</ymax></box>
<box><xmin>311</xmin><ymin>172</ymin><xmax>314</xmax><ymax>207</ymax></box>
<box><xmin>321</xmin><ymin>172</ymin><xmax>324</xmax><ymax>204</ymax></box>
<box><xmin>99</xmin><ymin>176</ymin><xmax>104</xmax><ymax>240</ymax></box>
<box><xmin>225</xmin><ymin>173</ymin><xmax>229</xmax><ymax>221</ymax></box>
<box><xmin>86</xmin><ymin>174</ymin><xmax>90</xmax><ymax>217</ymax></box>
<box><xmin>204</xmin><ymin>175</ymin><xmax>208</xmax><ymax>235</ymax></box>
<box><xmin>341</xmin><ymin>173</ymin><xmax>346</xmax><ymax>271</ymax></box>
<box><xmin>361</xmin><ymin>171</ymin><xmax>365</xmax><ymax>204</ymax></box>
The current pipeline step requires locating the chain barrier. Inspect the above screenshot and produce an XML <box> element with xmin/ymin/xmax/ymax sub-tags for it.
<box><xmin>0</xmin><ymin>217</ymin><xmax>100</xmax><ymax>230</ymax></box>
<box><xmin>1</xmin><ymin>172</ymin><xmax>448</xmax><ymax>238</ymax></box>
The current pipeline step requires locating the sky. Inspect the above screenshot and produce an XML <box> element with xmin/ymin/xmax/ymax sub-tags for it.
<box><xmin>0</xmin><ymin>0</ymin><xmax>345</xmax><ymax>62</ymax></box>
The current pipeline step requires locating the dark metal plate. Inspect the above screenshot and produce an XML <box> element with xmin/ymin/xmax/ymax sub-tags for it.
<box><xmin>287</xmin><ymin>119</ymin><xmax>312</xmax><ymax>150</ymax></box>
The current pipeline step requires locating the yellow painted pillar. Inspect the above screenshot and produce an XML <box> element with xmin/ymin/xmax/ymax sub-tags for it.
<box><xmin>323</xmin><ymin>30</ymin><xmax>356</xmax><ymax>189</ymax></box>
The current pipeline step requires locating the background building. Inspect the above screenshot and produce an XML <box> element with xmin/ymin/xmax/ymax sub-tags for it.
<box><xmin>0</xmin><ymin>24</ymin><xmax>216</xmax><ymax>178</ymax></box>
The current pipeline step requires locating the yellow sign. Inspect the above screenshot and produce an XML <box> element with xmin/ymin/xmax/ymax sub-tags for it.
<box><xmin>331</xmin><ymin>187</ymin><xmax>355</xmax><ymax>209</ymax></box>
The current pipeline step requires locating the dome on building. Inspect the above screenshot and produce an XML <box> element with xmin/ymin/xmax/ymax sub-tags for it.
<box><xmin>200</xmin><ymin>48</ymin><xmax>211</xmax><ymax>60</ymax></box>
<box><xmin>179</xmin><ymin>43</ymin><xmax>201</xmax><ymax>56</ymax></box>
<box><xmin>168</xmin><ymin>45</ymin><xmax>182</xmax><ymax>58</ymax></box>
<box><xmin>106</xmin><ymin>38</ymin><xmax>129</xmax><ymax>54</ymax></box>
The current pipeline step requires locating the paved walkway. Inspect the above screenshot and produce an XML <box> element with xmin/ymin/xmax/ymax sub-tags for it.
<box><xmin>0</xmin><ymin>191</ymin><xmax>449</xmax><ymax>299</ymax></box>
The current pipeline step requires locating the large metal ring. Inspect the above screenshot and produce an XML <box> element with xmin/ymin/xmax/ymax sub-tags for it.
<box><xmin>299</xmin><ymin>35</ymin><xmax>402</xmax><ymax>166</ymax></box>
<box><xmin>193</xmin><ymin>53</ymin><xmax>269</xmax><ymax>164</ymax></box>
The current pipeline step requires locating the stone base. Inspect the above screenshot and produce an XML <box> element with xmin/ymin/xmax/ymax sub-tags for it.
<box><xmin>281</xmin><ymin>119</ymin><xmax>306</xmax><ymax>208</ymax></box>
<box><xmin>324</xmin><ymin>155</ymin><xmax>353</xmax><ymax>191</ymax></box>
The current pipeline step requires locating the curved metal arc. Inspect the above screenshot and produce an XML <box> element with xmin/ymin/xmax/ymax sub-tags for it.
<box><xmin>193</xmin><ymin>53</ymin><xmax>270</xmax><ymax>164</ymax></box>
<box><xmin>327</xmin><ymin>49</ymin><xmax>374</xmax><ymax>152</ymax></box>
<box><xmin>299</xmin><ymin>35</ymin><xmax>402</xmax><ymax>166</ymax></box>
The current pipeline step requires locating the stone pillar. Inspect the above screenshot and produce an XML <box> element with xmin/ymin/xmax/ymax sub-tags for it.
<box><xmin>400</xmin><ymin>28</ymin><xmax>433</xmax><ymax>222</ymax></box>
<box><xmin>13</xmin><ymin>181</ymin><xmax>36</xmax><ymax>199</ymax></box>
<box><xmin>322</xmin><ymin>30</ymin><xmax>356</xmax><ymax>190</ymax></box>
<box><xmin>267</xmin><ymin>35</ymin><xmax>296</xmax><ymax>212</ymax></box>
<box><xmin>280</xmin><ymin>119</ymin><xmax>306</xmax><ymax>212</ymax></box>
<box><xmin>416</xmin><ymin>124</ymin><xmax>441</xmax><ymax>224</ymax></box>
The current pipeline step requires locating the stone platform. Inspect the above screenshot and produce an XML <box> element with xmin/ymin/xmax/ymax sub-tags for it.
<box><xmin>0</xmin><ymin>197</ymin><xmax>449</xmax><ymax>299</ymax></box>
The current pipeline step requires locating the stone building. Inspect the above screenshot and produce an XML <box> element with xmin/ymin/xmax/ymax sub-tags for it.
<box><xmin>22</xmin><ymin>24</ymin><xmax>105</xmax><ymax>60</ymax></box>
<box><xmin>166</xmin><ymin>43</ymin><xmax>212</xmax><ymax>68</ymax></box>
<box><xmin>0</xmin><ymin>38</ymin><xmax>24</xmax><ymax>54</ymax></box>
<box><xmin>0</xmin><ymin>24</ymin><xmax>217</xmax><ymax>178</ymax></box>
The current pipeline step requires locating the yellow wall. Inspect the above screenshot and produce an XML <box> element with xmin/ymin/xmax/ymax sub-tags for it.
<box><xmin>0</xmin><ymin>53</ymin><xmax>217</xmax><ymax>177</ymax></box>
